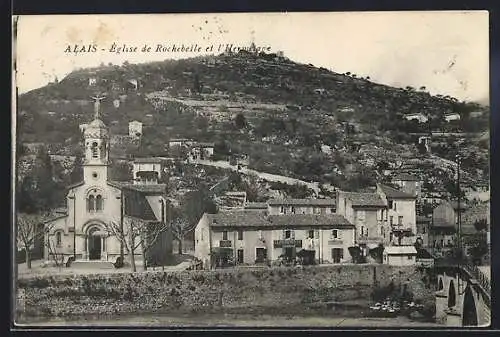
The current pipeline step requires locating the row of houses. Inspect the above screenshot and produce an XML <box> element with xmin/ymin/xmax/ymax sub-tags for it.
<box><xmin>194</xmin><ymin>182</ymin><xmax>420</xmax><ymax>269</ymax></box>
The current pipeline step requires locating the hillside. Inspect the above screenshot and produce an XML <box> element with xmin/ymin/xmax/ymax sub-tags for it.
<box><xmin>16</xmin><ymin>50</ymin><xmax>490</xmax><ymax>193</ymax></box>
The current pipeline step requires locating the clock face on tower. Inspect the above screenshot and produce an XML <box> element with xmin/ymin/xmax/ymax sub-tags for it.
<box><xmin>92</xmin><ymin>172</ymin><xmax>99</xmax><ymax>180</ymax></box>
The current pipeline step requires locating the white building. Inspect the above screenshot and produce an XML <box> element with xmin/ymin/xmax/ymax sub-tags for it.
<box><xmin>132</xmin><ymin>157</ymin><xmax>163</xmax><ymax>184</ymax></box>
<box><xmin>444</xmin><ymin>113</ymin><xmax>461</xmax><ymax>122</ymax></box>
<box><xmin>128</xmin><ymin>120</ymin><xmax>143</xmax><ymax>138</ymax></box>
<box><xmin>404</xmin><ymin>113</ymin><xmax>428</xmax><ymax>123</ymax></box>
<box><xmin>194</xmin><ymin>209</ymin><xmax>355</xmax><ymax>269</ymax></box>
<box><xmin>383</xmin><ymin>246</ymin><xmax>417</xmax><ymax>266</ymax></box>
<box><xmin>44</xmin><ymin>99</ymin><xmax>172</xmax><ymax>266</ymax></box>
<box><xmin>376</xmin><ymin>184</ymin><xmax>417</xmax><ymax>246</ymax></box>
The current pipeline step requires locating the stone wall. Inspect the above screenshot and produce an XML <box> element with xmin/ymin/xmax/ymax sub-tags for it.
<box><xmin>17</xmin><ymin>264</ymin><xmax>433</xmax><ymax>318</ymax></box>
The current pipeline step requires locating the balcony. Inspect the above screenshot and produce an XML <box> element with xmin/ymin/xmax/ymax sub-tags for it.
<box><xmin>219</xmin><ymin>240</ymin><xmax>232</xmax><ymax>248</ymax></box>
<box><xmin>357</xmin><ymin>235</ymin><xmax>382</xmax><ymax>244</ymax></box>
<box><xmin>328</xmin><ymin>239</ymin><xmax>343</xmax><ymax>245</ymax></box>
<box><xmin>273</xmin><ymin>239</ymin><xmax>302</xmax><ymax>248</ymax></box>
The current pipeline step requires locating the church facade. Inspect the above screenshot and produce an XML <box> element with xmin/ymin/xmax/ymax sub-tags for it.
<box><xmin>44</xmin><ymin>98</ymin><xmax>172</xmax><ymax>265</ymax></box>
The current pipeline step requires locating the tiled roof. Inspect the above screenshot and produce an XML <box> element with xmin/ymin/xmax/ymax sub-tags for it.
<box><xmin>244</xmin><ymin>202</ymin><xmax>268</xmax><ymax>209</ymax></box>
<box><xmin>384</xmin><ymin>246</ymin><xmax>417</xmax><ymax>255</ymax></box>
<box><xmin>268</xmin><ymin>214</ymin><xmax>353</xmax><ymax>228</ymax></box>
<box><xmin>268</xmin><ymin>198</ymin><xmax>336</xmax><ymax>206</ymax></box>
<box><xmin>207</xmin><ymin>211</ymin><xmax>270</xmax><ymax>229</ymax></box>
<box><xmin>392</xmin><ymin>173</ymin><xmax>421</xmax><ymax>182</ymax></box>
<box><xmin>207</xmin><ymin>211</ymin><xmax>352</xmax><ymax>229</ymax></box>
<box><xmin>123</xmin><ymin>189</ymin><xmax>158</xmax><ymax>221</ymax></box>
<box><xmin>344</xmin><ymin>193</ymin><xmax>386</xmax><ymax>208</ymax></box>
<box><xmin>379</xmin><ymin>184</ymin><xmax>415</xmax><ymax>199</ymax></box>
<box><xmin>195</xmin><ymin>142</ymin><xmax>215</xmax><ymax>147</ymax></box>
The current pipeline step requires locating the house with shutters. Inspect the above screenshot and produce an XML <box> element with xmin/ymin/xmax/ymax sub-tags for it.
<box><xmin>376</xmin><ymin>183</ymin><xmax>417</xmax><ymax>246</ymax></box>
<box><xmin>194</xmin><ymin>198</ymin><xmax>354</xmax><ymax>269</ymax></box>
<box><xmin>42</xmin><ymin>98</ymin><xmax>172</xmax><ymax>267</ymax></box>
<box><xmin>336</xmin><ymin>191</ymin><xmax>388</xmax><ymax>251</ymax></box>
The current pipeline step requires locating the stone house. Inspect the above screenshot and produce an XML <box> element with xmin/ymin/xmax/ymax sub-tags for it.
<box><xmin>194</xmin><ymin>208</ymin><xmax>354</xmax><ymax>269</ymax></box>
<box><xmin>376</xmin><ymin>184</ymin><xmax>417</xmax><ymax>246</ymax></box>
<box><xmin>383</xmin><ymin>246</ymin><xmax>417</xmax><ymax>266</ymax></box>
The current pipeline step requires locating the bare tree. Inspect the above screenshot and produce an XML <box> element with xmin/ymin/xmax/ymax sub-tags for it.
<box><xmin>16</xmin><ymin>213</ymin><xmax>51</xmax><ymax>269</ymax></box>
<box><xmin>105</xmin><ymin>217</ymin><xmax>170</xmax><ymax>272</ymax></box>
<box><xmin>170</xmin><ymin>214</ymin><xmax>195</xmax><ymax>255</ymax></box>
<box><xmin>46</xmin><ymin>236</ymin><xmax>65</xmax><ymax>270</ymax></box>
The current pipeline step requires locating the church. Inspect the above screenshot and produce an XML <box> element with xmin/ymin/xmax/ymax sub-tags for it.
<box><xmin>44</xmin><ymin>97</ymin><xmax>172</xmax><ymax>267</ymax></box>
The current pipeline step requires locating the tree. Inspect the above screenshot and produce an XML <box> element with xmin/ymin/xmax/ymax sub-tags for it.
<box><xmin>69</xmin><ymin>149</ymin><xmax>84</xmax><ymax>184</ymax></box>
<box><xmin>16</xmin><ymin>213</ymin><xmax>50</xmax><ymax>269</ymax></box>
<box><xmin>105</xmin><ymin>217</ymin><xmax>170</xmax><ymax>272</ymax></box>
<box><xmin>170</xmin><ymin>209</ymin><xmax>193</xmax><ymax>255</ymax></box>
<box><xmin>171</xmin><ymin>189</ymin><xmax>217</xmax><ymax>254</ymax></box>
<box><xmin>234</xmin><ymin>113</ymin><xmax>246</xmax><ymax>130</ymax></box>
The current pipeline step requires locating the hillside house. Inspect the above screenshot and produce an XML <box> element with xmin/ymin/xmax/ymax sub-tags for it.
<box><xmin>404</xmin><ymin>113</ymin><xmax>428</xmax><ymax>123</ymax></box>
<box><xmin>113</xmin><ymin>99</ymin><xmax>120</xmax><ymax>108</ymax></box>
<box><xmin>444</xmin><ymin>113</ymin><xmax>461</xmax><ymax>122</ymax></box>
<box><xmin>391</xmin><ymin>173</ymin><xmax>422</xmax><ymax>197</ymax></box>
<box><xmin>194</xmin><ymin>209</ymin><xmax>354</xmax><ymax>269</ymax></box>
<box><xmin>188</xmin><ymin>142</ymin><xmax>215</xmax><ymax>161</ymax></box>
<box><xmin>128</xmin><ymin>120</ymin><xmax>143</xmax><ymax>138</ymax></box>
<box><xmin>216</xmin><ymin>191</ymin><xmax>247</xmax><ymax>210</ymax></box>
<box><xmin>168</xmin><ymin>138</ymin><xmax>193</xmax><ymax>149</ymax></box>
<box><xmin>133</xmin><ymin>157</ymin><xmax>163</xmax><ymax>184</ymax></box>
<box><xmin>376</xmin><ymin>184</ymin><xmax>417</xmax><ymax>246</ymax></box>
<box><xmin>267</xmin><ymin>199</ymin><xmax>337</xmax><ymax>215</ymax></box>
<box><xmin>88</xmin><ymin>77</ymin><xmax>97</xmax><ymax>86</ymax></box>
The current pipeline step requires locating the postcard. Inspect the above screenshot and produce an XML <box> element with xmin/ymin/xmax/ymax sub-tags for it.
<box><xmin>13</xmin><ymin>11</ymin><xmax>490</xmax><ymax>328</ymax></box>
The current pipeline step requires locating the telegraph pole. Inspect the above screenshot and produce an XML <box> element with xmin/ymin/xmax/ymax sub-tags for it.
<box><xmin>456</xmin><ymin>153</ymin><xmax>462</xmax><ymax>260</ymax></box>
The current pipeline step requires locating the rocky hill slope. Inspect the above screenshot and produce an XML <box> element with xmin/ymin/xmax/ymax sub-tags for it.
<box><xmin>16</xmin><ymin>50</ymin><xmax>489</xmax><ymax>193</ymax></box>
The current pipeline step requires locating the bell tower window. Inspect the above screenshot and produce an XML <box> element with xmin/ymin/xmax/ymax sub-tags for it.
<box><xmin>91</xmin><ymin>142</ymin><xmax>99</xmax><ymax>159</ymax></box>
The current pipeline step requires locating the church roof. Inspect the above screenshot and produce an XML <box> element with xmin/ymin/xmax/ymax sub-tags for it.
<box><xmin>88</xmin><ymin>118</ymin><xmax>107</xmax><ymax>129</ymax></box>
<box><xmin>107</xmin><ymin>181</ymin><xmax>167</xmax><ymax>194</ymax></box>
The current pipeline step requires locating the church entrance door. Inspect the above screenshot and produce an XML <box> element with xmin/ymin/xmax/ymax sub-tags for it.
<box><xmin>88</xmin><ymin>231</ymin><xmax>102</xmax><ymax>260</ymax></box>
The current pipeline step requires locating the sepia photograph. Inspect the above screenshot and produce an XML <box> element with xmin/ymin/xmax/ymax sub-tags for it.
<box><xmin>12</xmin><ymin>11</ymin><xmax>490</xmax><ymax>328</ymax></box>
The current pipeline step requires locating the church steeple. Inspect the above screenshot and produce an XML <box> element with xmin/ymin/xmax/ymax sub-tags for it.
<box><xmin>83</xmin><ymin>95</ymin><xmax>109</xmax><ymax>182</ymax></box>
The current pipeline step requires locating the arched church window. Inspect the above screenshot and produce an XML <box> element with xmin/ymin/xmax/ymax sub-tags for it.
<box><xmin>96</xmin><ymin>195</ymin><xmax>104</xmax><ymax>211</ymax></box>
<box><xmin>87</xmin><ymin>195</ymin><xmax>95</xmax><ymax>212</ymax></box>
<box><xmin>91</xmin><ymin>142</ymin><xmax>99</xmax><ymax>159</ymax></box>
<box><xmin>55</xmin><ymin>231</ymin><xmax>62</xmax><ymax>247</ymax></box>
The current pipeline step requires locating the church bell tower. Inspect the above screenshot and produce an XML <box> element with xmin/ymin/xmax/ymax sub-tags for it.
<box><xmin>83</xmin><ymin>95</ymin><xmax>109</xmax><ymax>183</ymax></box>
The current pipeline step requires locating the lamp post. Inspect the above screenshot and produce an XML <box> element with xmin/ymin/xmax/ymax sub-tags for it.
<box><xmin>68</xmin><ymin>194</ymin><xmax>76</xmax><ymax>259</ymax></box>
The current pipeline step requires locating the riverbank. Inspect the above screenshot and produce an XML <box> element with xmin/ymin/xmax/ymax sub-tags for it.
<box><xmin>16</xmin><ymin>312</ymin><xmax>441</xmax><ymax>328</ymax></box>
<box><xmin>16</xmin><ymin>264</ymin><xmax>435</xmax><ymax>321</ymax></box>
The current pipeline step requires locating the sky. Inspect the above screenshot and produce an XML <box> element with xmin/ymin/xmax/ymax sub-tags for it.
<box><xmin>14</xmin><ymin>11</ymin><xmax>489</xmax><ymax>104</ymax></box>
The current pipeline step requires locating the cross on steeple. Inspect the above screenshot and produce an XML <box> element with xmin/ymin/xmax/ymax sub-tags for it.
<box><xmin>90</xmin><ymin>94</ymin><xmax>106</xmax><ymax>120</ymax></box>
